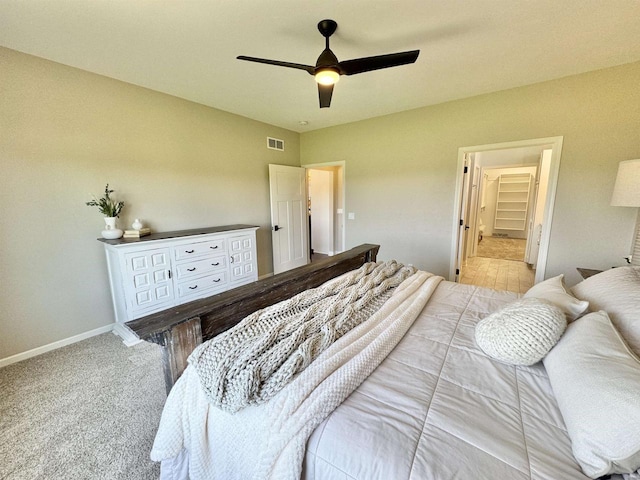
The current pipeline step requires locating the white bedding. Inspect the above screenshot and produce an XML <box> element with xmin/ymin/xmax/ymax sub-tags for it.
<box><xmin>154</xmin><ymin>276</ymin><xmax>601</xmax><ymax>479</ymax></box>
<box><xmin>302</xmin><ymin>280</ymin><xmax>589</xmax><ymax>479</ymax></box>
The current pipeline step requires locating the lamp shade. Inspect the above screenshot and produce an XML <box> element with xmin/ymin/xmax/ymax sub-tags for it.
<box><xmin>611</xmin><ymin>159</ymin><xmax>640</xmax><ymax>207</ymax></box>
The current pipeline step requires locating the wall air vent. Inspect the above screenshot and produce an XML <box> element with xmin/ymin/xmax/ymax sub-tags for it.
<box><xmin>267</xmin><ymin>137</ymin><xmax>285</xmax><ymax>151</ymax></box>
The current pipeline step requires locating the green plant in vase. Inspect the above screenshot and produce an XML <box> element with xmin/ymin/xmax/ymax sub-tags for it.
<box><xmin>86</xmin><ymin>184</ymin><xmax>125</xmax><ymax>239</ymax></box>
<box><xmin>86</xmin><ymin>184</ymin><xmax>125</xmax><ymax>217</ymax></box>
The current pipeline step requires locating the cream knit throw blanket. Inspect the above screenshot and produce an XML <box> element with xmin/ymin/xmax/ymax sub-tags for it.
<box><xmin>151</xmin><ymin>270</ymin><xmax>443</xmax><ymax>480</ymax></box>
<box><xmin>189</xmin><ymin>260</ymin><xmax>416</xmax><ymax>412</ymax></box>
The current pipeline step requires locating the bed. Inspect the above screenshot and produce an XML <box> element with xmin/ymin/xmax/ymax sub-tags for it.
<box><xmin>129</xmin><ymin>247</ymin><xmax>640</xmax><ymax>480</ymax></box>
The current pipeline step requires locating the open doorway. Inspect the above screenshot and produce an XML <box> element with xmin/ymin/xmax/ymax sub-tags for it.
<box><xmin>305</xmin><ymin>162</ymin><xmax>346</xmax><ymax>262</ymax></box>
<box><xmin>450</xmin><ymin>137</ymin><xmax>562</xmax><ymax>292</ymax></box>
<box><xmin>466</xmin><ymin>163</ymin><xmax>538</xmax><ymax>293</ymax></box>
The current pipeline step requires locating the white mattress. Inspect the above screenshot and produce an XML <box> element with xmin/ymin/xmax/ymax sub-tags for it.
<box><xmin>302</xmin><ymin>280</ymin><xmax>589</xmax><ymax>479</ymax></box>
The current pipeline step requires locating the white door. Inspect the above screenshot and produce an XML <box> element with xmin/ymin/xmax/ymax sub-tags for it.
<box><xmin>454</xmin><ymin>155</ymin><xmax>471</xmax><ymax>281</ymax></box>
<box><xmin>309</xmin><ymin>169</ymin><xmax>334</xmax><ymax>255</ymax></box>
<box><xmin>269</xmin><ymin>164</ymin><xmax>309</xmax><ymax>274</ymax></box>
<box><xmin>525</xmin><ymin>149</ymin><xmax>552</xmax><ymax>266</ymax></box>
<box><xmin>524</xmin><ymin>175</ymin><xmax>539</xmax><ymax>264</ymax></box>
<box><xmin>468</xmin><ymin>164</ymin><xmax>481</xmax><ymax>258</ymax></box>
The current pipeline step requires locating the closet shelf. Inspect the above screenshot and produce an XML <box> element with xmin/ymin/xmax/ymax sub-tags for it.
<box><xmin>493</xmin><ymin>173</ymin><xmax>532</xmax><ymax>232</ymax></box>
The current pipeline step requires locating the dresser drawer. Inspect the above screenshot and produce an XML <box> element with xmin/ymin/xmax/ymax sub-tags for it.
<box><xmin>173</xmin><ymin>239</ymin><xmax>226</xmax><ymax>261</ymax></box>
<box><xmin>176</xmin><ymin>271</ymin><xmax>228</xmax><ymax>299</ymax></box>
<box><xmin>174</xmin><ymin>255</ymin><xmax>227</xmax><ymax>280</ymax></box>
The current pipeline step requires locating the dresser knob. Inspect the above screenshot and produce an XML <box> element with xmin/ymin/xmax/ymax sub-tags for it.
<box><xmin>187</xmin><ymin>267</ymin><xmax>196</xmax><ymax>272</ymax></box>
<box><xmin>210</xmin><ymin>245</ymin><xmax>218</xmax><ymax>249</ymax></box>
<box><xmin>213</xmin><ymin>278</ymin><xmax>221</xmax><ymax>283</ymax></box>
<box><xmin>212</xmin><ymin>262</ymin><xmax>220</xmax><ymax>266</ymax></box>
<box><xmin>188</xmin><ymin>285</ymin><xmax>198</xmax><ymax>290</ymax></box>
<box><xmin>185</xmin><ymin>249</ymin><xmax>195</xmax><ymax>254</ymax></box>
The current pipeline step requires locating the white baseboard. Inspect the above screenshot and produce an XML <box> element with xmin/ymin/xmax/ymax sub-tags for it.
<box><xmin>112</xmin><ymin>323</ymin><xmax>142</xmax><ymax>347</ymax></box>
<box><xmin>313</xmin><ymin>251</ymin><xmax>335</xmax><ymax>256</ymax></box>
<box><xmin>0</xmin><ymin>324</ymin><xmax>115</xmax><ymax>369</ymax></box>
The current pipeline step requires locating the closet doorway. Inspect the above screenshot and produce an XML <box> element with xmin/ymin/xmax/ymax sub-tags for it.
<box><xmin>450</xmin><ymin>137</ymin><xmax>563</xmax><ymax>292</ymax></box>
<box><xmin>304</xmin><ymin>162</ymin><xmax>346</xmax><ymax>261</ymax></box>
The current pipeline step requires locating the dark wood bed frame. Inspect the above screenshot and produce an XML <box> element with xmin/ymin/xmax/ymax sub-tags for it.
<box><xmin>126</xmin><ymin>244</ymin><xmax>380</xmax><ymax>392</ymax></box>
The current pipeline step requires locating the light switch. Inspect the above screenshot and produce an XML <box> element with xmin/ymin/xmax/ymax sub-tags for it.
<box><xmin>348</xmin><ymin>212</ymin><xmax>355</xmax><ymax>220</ymax></box>
<box><xmin>336</xmin><ymin>208</ymin><xmax>344</xmax><ymax>214</ymax></box>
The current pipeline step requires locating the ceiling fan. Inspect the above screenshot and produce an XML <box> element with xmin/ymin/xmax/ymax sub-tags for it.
<box><xmin>237</xmin><ymin>19</ymin><xmax>420</xmax><ymax>108</ymax></box>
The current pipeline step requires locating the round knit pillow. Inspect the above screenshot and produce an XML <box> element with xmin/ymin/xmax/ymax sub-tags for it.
<box><xmin>475</xmin><ymin>298</ymin><xmax>567</xmax><ymax>366</ymax></box>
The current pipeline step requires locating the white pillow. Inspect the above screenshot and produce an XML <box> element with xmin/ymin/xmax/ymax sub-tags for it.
<box><xmin>571</xmin><ymin>266</ymin><xmax>640</xmax><ymax>355</ymax></box>
<box><xmin>475</xmin><ymin>298</ymin><xmax>566</xmax><ymax>366</ymax></box>
<box><xmin>543</xmin><ymin>310</ymin><xmax>640</xmax><ymax>478</ymax></box>
<box><xmin>524</xmin><ymin>274</ymin><xmax>589</xmax><ymax>321</ymax></box>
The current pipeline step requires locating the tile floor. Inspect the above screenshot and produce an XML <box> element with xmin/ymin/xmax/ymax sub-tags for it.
<box><xmin>460</xmin><ymin>256</ymin><xmax>534</xmax><ymax>294</ymax></box>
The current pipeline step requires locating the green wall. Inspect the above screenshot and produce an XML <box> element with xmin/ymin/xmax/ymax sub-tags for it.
<box><xmin>0</xmin><ymin>47</ymin><xmax>299</xmax><ymax>359</ymax></box>
<box><xmin>301</xmin><ymin>61</ymin><xmax>640</xmax><ymax>283</ymax></box>
<box><xmin>2</xmin><ymin>44</ymin><xmax>639</xmax><ymax>362</ymax></box>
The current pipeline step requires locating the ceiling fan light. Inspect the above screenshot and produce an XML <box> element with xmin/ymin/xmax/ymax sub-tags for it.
<box><xmin>315</xmin><ymin>69</ymin><xmax>340</xmax><ymax>85</ymax></box>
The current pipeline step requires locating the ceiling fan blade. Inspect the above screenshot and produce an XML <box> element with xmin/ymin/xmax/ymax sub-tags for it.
<box><xmin>338</xmin><ymin>50</ymin><xmax>420</xmax><ymax>76</ymax></box>
<box><xmin>318</xmin><ymin>83</ymin><xmax>334</xmax><ymax>108</ymax></box>
<box><xmin>237</xmin><ymin>56</ymin><xmax>315</xmax><ymax>74</ymax></box>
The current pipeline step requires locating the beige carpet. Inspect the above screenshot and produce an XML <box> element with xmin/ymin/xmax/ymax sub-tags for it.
<box><xmin>477</xmin><ymin>236</ymin><xmax>526</xmax><ymax>261</ymax></box>
<box><xmin>0</xmin><ymin>333</ymin><xmax>166</xmax><ymax>480</ymax></box>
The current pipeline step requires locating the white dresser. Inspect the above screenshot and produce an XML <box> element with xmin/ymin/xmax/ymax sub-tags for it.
<box><xmin>99</xmin><ymin>225</ymin><xmax>258</xmax><ymax>344</ymax></box>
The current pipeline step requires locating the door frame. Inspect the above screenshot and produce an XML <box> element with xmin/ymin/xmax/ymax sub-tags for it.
<box><xmin>301</xmin><ymin>160</ymin><xmax>346</xmax><ymax>255</ymax></box>
<box><xmin>450</xmin><ymin>136</ymin><xmax>563</xmax><ymax>284</ymax></box>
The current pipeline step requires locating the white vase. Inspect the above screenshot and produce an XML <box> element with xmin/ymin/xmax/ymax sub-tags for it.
<box><xmin>102</xmin><ymin>216</ymin><xmax>123</xmax><ymax>239</ymax></box>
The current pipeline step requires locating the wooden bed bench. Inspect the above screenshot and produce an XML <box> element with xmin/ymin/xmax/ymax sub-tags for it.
<box><xmin>126</xmin><ymin>244</ymin><xmax>380</xmax><ymax>392</ymax></box>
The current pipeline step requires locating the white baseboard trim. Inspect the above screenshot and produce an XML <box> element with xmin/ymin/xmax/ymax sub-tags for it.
<box><xmin>0</xmin><ymin>324</ymin><xmax>115</xmax><ymax>369</ymax></box>
<box><xmin>112</xmin><ymin>323</ymin><xmax>142</xmax><ymax>347</ymax></box>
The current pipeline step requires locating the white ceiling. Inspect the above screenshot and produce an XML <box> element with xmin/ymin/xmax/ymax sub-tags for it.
<box><xmin>2</xmin><ymin>1</ymin><xmax>640</xmax><ymax>133</ymax></box>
